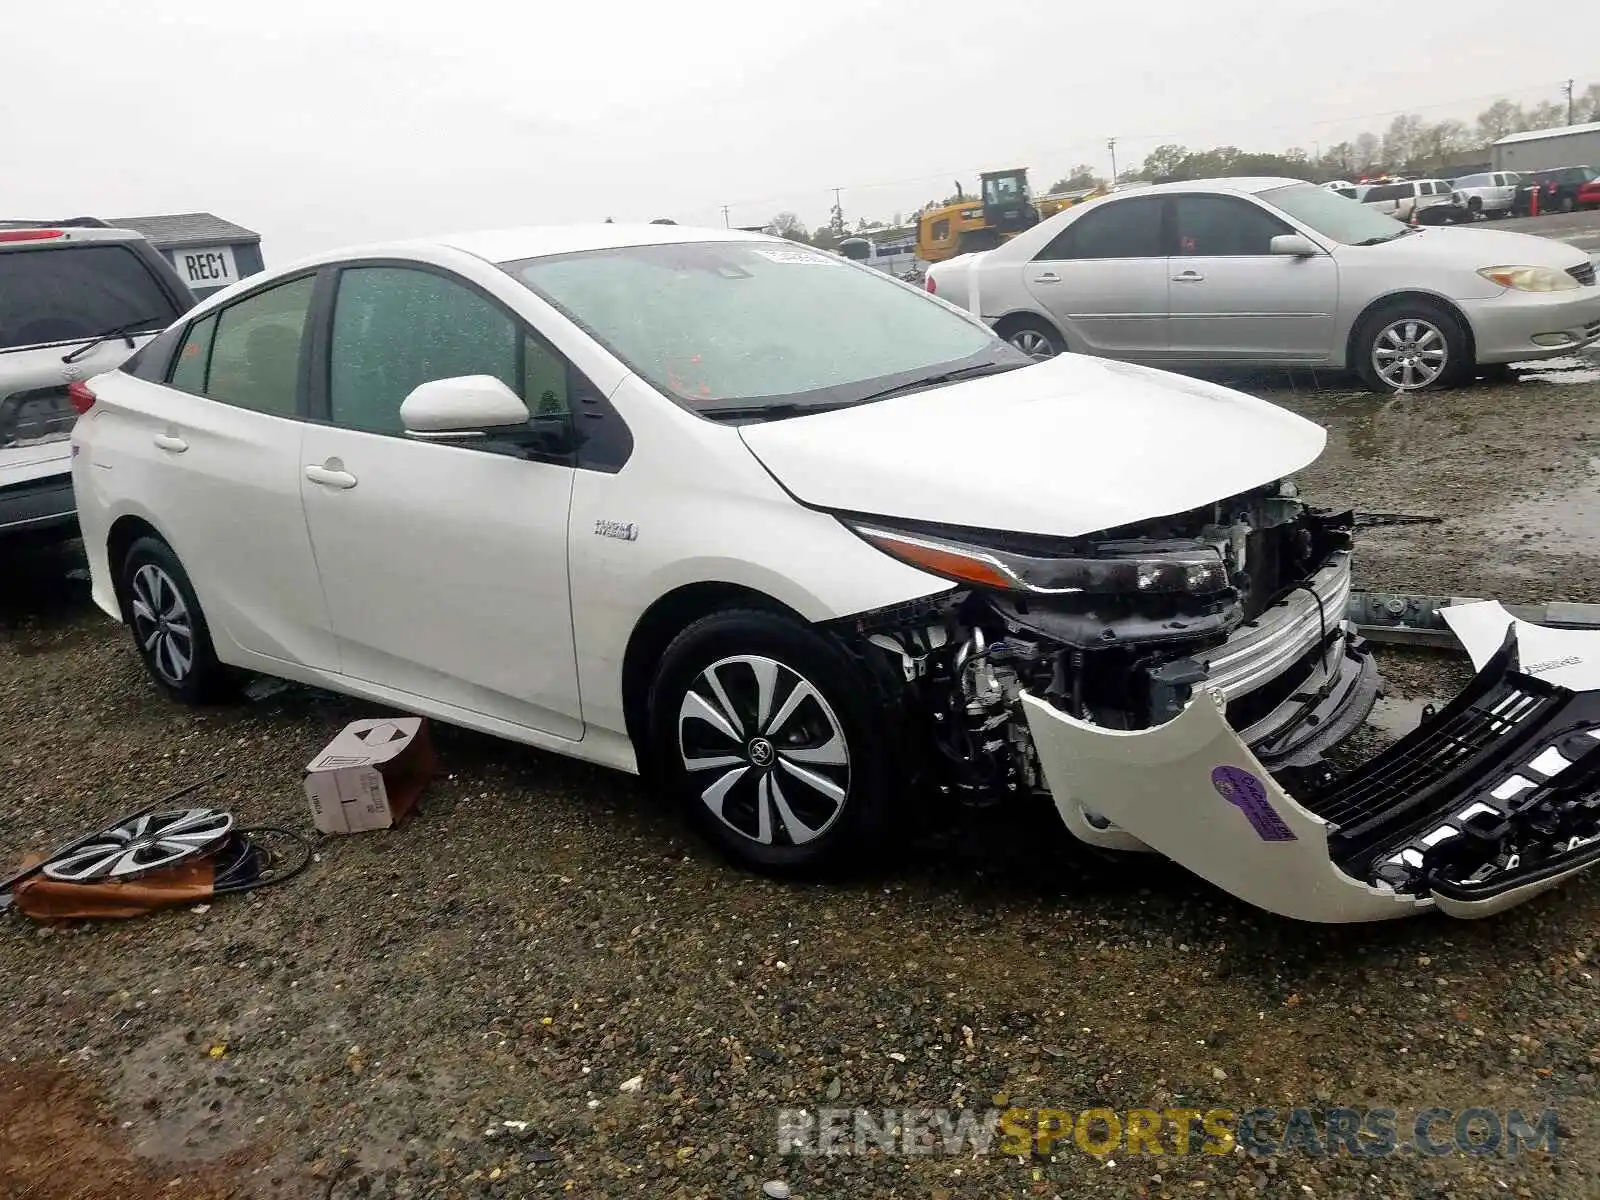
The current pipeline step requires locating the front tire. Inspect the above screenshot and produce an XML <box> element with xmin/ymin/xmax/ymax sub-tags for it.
<box><xmin>1352</xmin><ymin>301</ymin><xmax>1469</xmax><ymax>393</ymax></box>
<box><xmin>120</xmin><ymin>537</ymin><xmax>232</xmax><ymax>703</ymax></box>
<box><xmin>646</xmin><ymin>609</ymin><xmax>899</xmax><ymax>874</ymax></box>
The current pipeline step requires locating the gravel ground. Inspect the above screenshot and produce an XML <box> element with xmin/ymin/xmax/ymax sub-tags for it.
<box><xmin>6</xmin><ymin>352</ymin><xmax>1600</xmax><ymax>1200</ymax></box>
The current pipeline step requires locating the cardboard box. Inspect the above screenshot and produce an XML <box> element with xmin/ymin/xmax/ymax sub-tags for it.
<box><xmin>304</xmin><ymin>717</ymin><xmax>436</xmax><ymax>834</ymax></box>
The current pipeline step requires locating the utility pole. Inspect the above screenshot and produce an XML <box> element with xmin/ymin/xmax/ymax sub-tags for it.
<box><xmin>1107</xmin><ymin>138</ymin><xmax>1118</xmax><ymax>188</ymax></box>
<box><xmin>720</xmin><ymin>205</ymin><xmax>730</xmax><ymax>228</ymax></box>
<box><xmin>1564</xmin><ymin>79</ymin><xmax>1576</xmax><ymax>125</ymax></box>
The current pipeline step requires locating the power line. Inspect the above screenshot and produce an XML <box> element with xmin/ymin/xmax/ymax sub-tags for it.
<box><xmin>691</xmin><ymin>77</ymin><xmax>1578</xmax><ymax>220</ymax></box>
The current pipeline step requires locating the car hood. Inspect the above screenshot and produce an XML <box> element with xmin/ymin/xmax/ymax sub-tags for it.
<box><xmin>1371</xmin><ymin>225</ymin><xmax>1591</xmax><ymax>271</ymax></box>
<box><xmin>737</xmin><ymin>355</ymin><xmax>1327</xmax><ymax>538</ymax></box>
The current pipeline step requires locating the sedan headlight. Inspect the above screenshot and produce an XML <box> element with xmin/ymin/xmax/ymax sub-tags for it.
<box><xmin>848</xmin><ymin>523</ymin><xmax>1229</xmax><ymax>596</ymax></box>
<box><xmin>1478</xmin><ymin>265</ymin><xmax>1579</xmax><ymax>292</ymax></box>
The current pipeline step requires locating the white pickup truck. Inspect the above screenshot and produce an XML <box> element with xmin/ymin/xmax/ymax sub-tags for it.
<box><xmin>1450</xmin><ymin>171</ymin><xmax>1522</xmax><ymax>219</ymax></box>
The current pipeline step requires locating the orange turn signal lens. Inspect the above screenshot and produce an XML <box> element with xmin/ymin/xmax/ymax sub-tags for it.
<box><xmin>858</xmin><ymin>529</ymin><xmax>1019</xmax><ymax>591</ymax></box>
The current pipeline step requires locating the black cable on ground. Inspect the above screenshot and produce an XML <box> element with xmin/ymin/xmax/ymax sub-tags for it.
<box><xmin>210</xmin><ymin>826</ymin><xmax>314</xmax><ymax>896</ymax></box>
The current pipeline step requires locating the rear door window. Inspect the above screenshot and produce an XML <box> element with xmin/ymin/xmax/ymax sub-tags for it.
<box><xmin>1038</xmin><ymin>196</ymin><xmax>1165</xmax><ymax>260</ymax></box>
<box><xmin>202</xmin><ymin>275</ymin><xmax>316</xmax><ymax>417</ymax></box>
<box><xmin>0</xmin><ymin>243</ymin><xmax>180</xmax><ymax>351</ymax></box>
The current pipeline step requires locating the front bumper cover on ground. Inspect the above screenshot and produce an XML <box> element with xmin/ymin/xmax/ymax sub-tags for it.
<box><xmin>1024</xmin><ymin>613</ymin><xmax>1600</xmax><ymax>922</ymax></box>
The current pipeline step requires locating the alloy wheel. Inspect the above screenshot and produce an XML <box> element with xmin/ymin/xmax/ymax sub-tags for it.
<box><xmin>130</xmin><ymin>563</ymin><xmax>195</xmax><ymax>685</ymax></box>
<box><xmin>676</xmin><ymin>655</ymin><xmax>851</xmax><ymax>847</ymax></box>
<box><xmin>1372</xmin><ymin>318</ymin><xmax>1448</xmax><ymax>391</ymax></box>
<box><xmin>1009</xmin><ymin>328</ymin><xmax>1058</xmax><ymax>359</ymax></box>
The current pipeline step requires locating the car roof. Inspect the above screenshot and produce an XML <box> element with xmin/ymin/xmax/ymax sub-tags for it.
<box><xmin>435</xmin><ymin>223</ymin><xmax>779</xmax><ymax>263</ymax></box>
<box><xmin>0</xmin><ymin>224</ymin><xmax>155</xmax><ymax>250</ymax></box>
<box><xmin>1115</xmin><ymin>177</ymin><xmax>1308</xmax><ymax>197</ymax></box>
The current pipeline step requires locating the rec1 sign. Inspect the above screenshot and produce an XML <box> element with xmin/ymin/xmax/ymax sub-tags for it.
<box><xmin>174</xmin><ymin>245</ymin><xmax>238</xmax><ymax>290</ymax></box>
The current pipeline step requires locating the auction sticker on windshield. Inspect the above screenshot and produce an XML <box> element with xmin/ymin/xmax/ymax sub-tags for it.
<box><xmin>754</xmin><ymin>248</ymin><xmax>842</xmax><ymax>265</ymax></box>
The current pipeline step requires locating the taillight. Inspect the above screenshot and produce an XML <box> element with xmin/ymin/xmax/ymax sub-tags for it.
<box><xmin>67</xmin><ymin>380</ymin><xmax>97</xmax><ymax>415</ymax></box>
<box><xmin>925</xmin><ymin>275</ymin><xmax>937</xmax><ymax>294</ymax></box>
<box><xmin>0</xmin><ymin>228</ymin><xmax>64</xmax><ymax>243</ymax></box>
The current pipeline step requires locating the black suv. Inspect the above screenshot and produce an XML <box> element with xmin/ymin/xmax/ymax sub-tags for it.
<box><xmin>1</xmin><ymin>219</ymin><xmax>195</xmax><ymax>541</ymax></box>
<box><xmin>1511</xmin><ymin>166</ymin><xmax>1599</xmax><ymax>216</ymax></box>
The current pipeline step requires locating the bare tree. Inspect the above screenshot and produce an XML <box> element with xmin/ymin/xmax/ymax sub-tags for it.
<box><xmin>1475</xmin><ymin>99</ymin><xmax>1523</xmax><ymax>143</ymax></box>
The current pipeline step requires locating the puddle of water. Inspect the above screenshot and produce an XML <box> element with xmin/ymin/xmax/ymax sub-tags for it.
<box><xmin>1366</xmin><ymin>694</ymin><xmax>1446</xmax><ymax>738</ymax></box>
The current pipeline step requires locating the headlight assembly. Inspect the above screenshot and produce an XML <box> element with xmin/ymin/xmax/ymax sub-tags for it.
<box><xmin>847</xmin><ymin>523</ymin><xmax>1229</xmax><ymax>596</ymax></box>
<box><xmin>1478</xmin><ymin>265</ymin><xmax>1579</xmax><ymax>292</ymax></box>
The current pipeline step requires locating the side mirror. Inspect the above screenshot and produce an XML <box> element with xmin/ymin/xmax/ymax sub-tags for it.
<box><xmin>1270</xmin><ymin>234</ymin><xmax>1319</xmax><ymax>257</ymax></box>
<box><xmin>400</xmin><ymin>376</ymin><xmax>531</xmax><ymax>440</ymax></box>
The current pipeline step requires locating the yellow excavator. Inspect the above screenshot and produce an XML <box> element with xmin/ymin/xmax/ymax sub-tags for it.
<box><xmin>915</xmin><ymin>168</ymin><xmax>1104</xmax><ymax>263</ymax></box>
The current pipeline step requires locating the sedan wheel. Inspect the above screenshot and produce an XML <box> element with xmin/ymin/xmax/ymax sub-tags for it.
<box><xmin>647</xmin><ymin>608</ymin><xmax>899</xmax><ymax>873</ymax></box>
<box><xmin>677</xmin><ymin>655</ymin><xmax>851</xmax><ymax>848</ymax></box>
<box><xmin>131</xmin><ymin>563</ymin><xmax>195</xmax><ymax>687</ymax></box>
<box><xmin>1009</xmin><ymin>328</ymin><xmax>1058</xmax><ymax>359</ymax></box>
<box><xmin>1354</xmin><ymin>303</ymin><xmax>1468</xmax><ymax>393</ymax></box>
<box><xmin>1372</xmin><ymin>318</ymin><xmax>1448</xmax><ymax>391</ymax></box>
<box><xmin>120</xmin><ymin>536</ymin><xmax>233</xmax><ymax>703</ymax></box>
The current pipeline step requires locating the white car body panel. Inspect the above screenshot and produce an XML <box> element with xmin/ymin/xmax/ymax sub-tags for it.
<box><xmin>1020</xmin><ymin>689</ymin><xmax>1427</xmax><ymax>922</ymax></box>
<box><xmin>738</xmin><ymin>353</ymin><xmax>1326</xmax><ymax>536</ymax></box>
<box><xmin>1443</xmin><ymin>600</ymin><xmax>1600</xmax><ymax>691</ymax></box>
<box><xmin>72</xmin><ymin>373</ymin><xmax>337</xmax><ymax>670</ymax></box>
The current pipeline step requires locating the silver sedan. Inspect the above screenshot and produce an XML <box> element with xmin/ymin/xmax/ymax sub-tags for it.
<box><xmin>924</xmin><ymin>177</ymin><xmax>1600</xmax><ymax>392</ymax></box>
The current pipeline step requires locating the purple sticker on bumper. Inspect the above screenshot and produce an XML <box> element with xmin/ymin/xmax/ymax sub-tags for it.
<box><xmin>1211</xmin><ymin>765</ymin><xmax>1297</xmax><ymax>841</ymax></box>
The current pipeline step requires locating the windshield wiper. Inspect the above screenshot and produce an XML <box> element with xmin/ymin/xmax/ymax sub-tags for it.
<box><xmin>62</xmin><ymin>316</ymin><xmax>161</xmax><ymax>364</ymax></box>
<box><xmin>699</xmin><ymin>400</ymin><xmax>862</xmax><ymax>422</ymax></box>
<box><xmin>1352</xmin><ymin>230</ymin><xmax>1415</xmax><ymax>247</ymax></box>
<box><xmin>851</xmin><ymin>360</ymin><xmax>1028</xmax><ymax>405</ymax></box>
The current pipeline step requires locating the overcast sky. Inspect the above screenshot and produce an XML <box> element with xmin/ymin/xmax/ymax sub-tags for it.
<box><xmin>1</xmin><ymin>0</ymin><xmax>1578</xmax><ymax>259</ymax></box>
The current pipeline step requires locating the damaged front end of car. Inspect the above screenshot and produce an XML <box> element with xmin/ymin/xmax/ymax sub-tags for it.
<box><xmin>834</xmin><ymin>483</ymin><xmax>1600</xmax><ymax>922</ymax></box>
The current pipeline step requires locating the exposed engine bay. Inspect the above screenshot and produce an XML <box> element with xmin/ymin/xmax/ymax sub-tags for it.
<box><xmin>841</xmin><ymin>480</ymin><xmax>1360</xmax><ymax>802</ymax></box>
<box><xmin>836</xmin><ymin>482</ymin><xmax>1600</xmax><ymax>922</ymax></box>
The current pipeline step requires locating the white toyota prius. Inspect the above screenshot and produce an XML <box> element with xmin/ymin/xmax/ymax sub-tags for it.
<box><xmin>69</xmin><ymin>223</ymin><xmax>1600</xmax><ymax>923</ymax></box>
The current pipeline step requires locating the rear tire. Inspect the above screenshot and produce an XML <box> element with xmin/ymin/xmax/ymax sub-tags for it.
<box><xmin>646</xmin><ymin>609</ymin><xmax>901</xmax><ymax>875</ymax></box>
<box><xmin>1352</xmin><ymin>300</ymin><xmax>1470</xmax><ymax>393</ymax></box>
<box><xmin>999</xmin><ymin>317</ymin><xmax>1066</xmax><ymax>360</ymax></box>
<box><xmin>120</xmin><ymin>537</ymin><xmax>233</xmax><ymax>704</ymax></box>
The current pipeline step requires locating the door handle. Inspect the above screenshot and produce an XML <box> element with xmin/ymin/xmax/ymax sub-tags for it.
<box><xmin>305</xmin><ymin>464</ymin><xmax>358</xmax><ymax>490</ymax></box>
<box><xmin>153</xmin><ymin>433</ymin><xmax>188</xmax><ymax>453</ymax></box>
<box><xmin>1032</xmin><ymin>272</ymin><xmax>1061</xmax><ymax>283</ymax></box>
<box><xmin>1171</xmin><ymin>271</ymin><xmax>1205</xmax><ymax>282</ymax></box>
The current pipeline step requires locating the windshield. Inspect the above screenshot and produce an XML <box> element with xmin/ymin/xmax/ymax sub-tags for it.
<box><xmin>507</xmin><ymin>240</ymin><xmax>1018</xmax><ymax>414</ymax></box>
<box><xmin>1257</xmin><ymin>182</ymin><xmax>1409</xmax><ymax>245</ymax></box>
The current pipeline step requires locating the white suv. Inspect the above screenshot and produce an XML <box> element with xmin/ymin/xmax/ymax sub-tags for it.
<box><xmin>1360</xmin><ymin>179</ymin><xmax>1464</xmax><ymax>223</ymax></box>
<box><xmin>1</xmin><ymin>220</ymin><xmax>194</xmax><ymax>541</ymax></box>
<box><xmin>1450</xmin><ymin>171</ymin><xmax>1522</xmax><ymax>219</ymax></box>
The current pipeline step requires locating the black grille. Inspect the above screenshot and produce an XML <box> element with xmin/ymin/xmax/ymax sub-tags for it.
<box><xmin>1570</xmin><ymin>262</ymin><xmax>1596</xmax><ymax>287</ymax></box>
<box><xmin>1299</xmin><ymin>636</ymin><xmax>1561</xmax><ymax>851</ymax></box>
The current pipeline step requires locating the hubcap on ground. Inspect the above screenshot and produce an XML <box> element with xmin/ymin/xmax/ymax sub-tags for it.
<box><xmin>677</xmin><ymin>655</ymin><xmax>850</xmax><ymax>846</ymax></box>
<box><xmin>1372</xmin><ymin>318</ymin><xmax>1447</xmax><ymax>391</ymax></box>
<box><xmin>130</xmin><ymin>563</ymin><xmax>194</xmax><ymax>685</ymax></box>
<box><xmin>1009</xmin><ymin>329</ymin><xmax>1057</xmax><ymax>359</ymax></box>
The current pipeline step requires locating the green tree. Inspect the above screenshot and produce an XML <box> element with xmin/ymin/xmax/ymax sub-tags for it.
<box><xmin>1045</xmin><ymin>164</ymin><xmax>1101</xmax><ymax>192</ymax></box>
<box><xmin>769</xmin><ymin>212</ymin><xmax>809</xmax><ymax>243</ymax></box>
